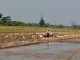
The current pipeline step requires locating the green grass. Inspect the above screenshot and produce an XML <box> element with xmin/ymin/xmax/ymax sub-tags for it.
<box><xmin>0</xmin><ymin>26</ymin><xmax>46</xmax><ymax>33</ymax></box>
<box><xmin>0</xmin><ymin>26</ymin><xmax>79</xmax><ymax>34</ymax></box>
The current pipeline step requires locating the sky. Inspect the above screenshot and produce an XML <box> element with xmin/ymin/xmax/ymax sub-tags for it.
<box><xmin>0</xmin><ymin>0</ymin><xmax>80</xmax><ymax>26</ymax></box>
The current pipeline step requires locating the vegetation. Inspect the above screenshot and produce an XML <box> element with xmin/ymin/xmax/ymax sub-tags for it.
<box><xmin>0</xmin><ymin>26</ymin><xmax>79</xmax><ymax>33</ymax></box>
<box><xmin>0</xmin><ymin>26</ymin><xmax>80</xmax><ymax>49</ymax></box>
<box><xmin>0</xmin><ymin>13</ymin><xmax>80</xmax><ymax>29</ymax></box>
<box><xmin>39</xmin><ymin>16</ymin><xmax>45</xmax><ymax>27</ymax></box>
<box><xmin>0</xmin><ymin>13</ymin><xmax>26</xmax><ymax>26</ymax></box>
<box><xmin>0</xmin><ymin>13</ymin><xmax>80</xmax><ymax>49</ymax></box>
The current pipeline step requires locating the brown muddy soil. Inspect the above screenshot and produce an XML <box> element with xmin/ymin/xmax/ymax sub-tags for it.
<box><xmin>0</xmin><ymin>33</ymin><xmax>80</xmax><ymax>49</ymax></box>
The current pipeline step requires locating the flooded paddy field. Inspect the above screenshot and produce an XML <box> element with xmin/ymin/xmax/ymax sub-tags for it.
<box><xmin>0</xmin><ymin>42</ymin><xmax>80</xmax><ymax>60</ymax></box>
<box><xmin>0</xmin><ymin>26</ymin><xmax>80</xmax><ymax>60</ymax></box>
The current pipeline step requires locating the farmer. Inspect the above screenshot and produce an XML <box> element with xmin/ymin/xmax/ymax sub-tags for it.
<box><xmin>46</xmin><ymin>29</ymin><xmax>53</xmax><ymax>37</ymax></box>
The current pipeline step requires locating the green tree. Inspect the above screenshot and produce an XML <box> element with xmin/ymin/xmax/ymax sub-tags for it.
<box><xmin>57</xmin><ymin>24</ymin><xmax>65</xmax><ymax>28</ymax></box>
<box><xmin>1</xmin><ymin>16</ymin><xmax>12</xmax><ymax>25</ymax></box>
<box><xmin>0</xmin><ymin>13</ymin><xmax>3</xmax><ymax>18</ymax></box>
<box><xmin>1</xmin><ymin>16</ymin><xmax>11</xmax><ymax>20</ymax></box>
<box><xmin>39</xmin><ymin>16</ymin><xmax>45</xmax><ymax>27</ymax></box>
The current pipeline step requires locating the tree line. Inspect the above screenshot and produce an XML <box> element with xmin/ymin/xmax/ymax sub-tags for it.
<box><xmin>0</xmin><ymin>13</ymin><xmax>80</xmax><ymax>29</ymax></box>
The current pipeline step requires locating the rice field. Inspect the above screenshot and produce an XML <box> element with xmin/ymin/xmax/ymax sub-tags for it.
<box><xmin>0</xmin><ymin>26</ymin><xmax>79</xmax><ymax>33</ymax></box>
<box><xmin>0</xmin><ymin>26</ymin><xmax>80</xmax><ymax>49</ymax></box>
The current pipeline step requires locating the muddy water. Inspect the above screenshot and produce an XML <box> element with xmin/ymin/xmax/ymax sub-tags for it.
<box><xmin>0</xmin><ymin>42</ymin><xmax>80</xmax><ymax>60</ymax></box>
